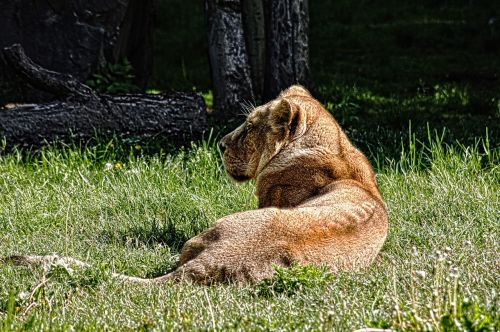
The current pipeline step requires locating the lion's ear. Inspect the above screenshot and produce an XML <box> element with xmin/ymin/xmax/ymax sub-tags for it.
<box><xmin>269</xmin><ymin>98</ymin><xmax>306</xmax><ymax>140</ymax></box>
<box><xmin>279</xmin><ymin>85</ymin><xmax>311</xmax><ymax>98</ymax></box>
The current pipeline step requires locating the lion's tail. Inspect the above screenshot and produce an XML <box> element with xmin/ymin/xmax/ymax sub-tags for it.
<box><xmin>1</xmin><ymin>254</ymin><xmax>177</xmax><ymax>283</ymax></box>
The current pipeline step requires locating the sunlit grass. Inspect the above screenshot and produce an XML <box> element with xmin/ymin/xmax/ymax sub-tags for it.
<box><xmin>0</xmin><ymin>133</ymin><xmax>498</xmax><ymax>330</ymax></box>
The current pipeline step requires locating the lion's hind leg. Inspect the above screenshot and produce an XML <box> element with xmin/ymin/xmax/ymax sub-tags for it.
<box><xmin>276</xmin><ymin>200</ymin><xmax>387</xmax><ymax>271</ymax></box>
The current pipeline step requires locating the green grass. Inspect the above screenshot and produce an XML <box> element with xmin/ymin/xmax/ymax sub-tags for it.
<box><xmin>1</xmin><ymin>1</ymin><xmax>498</xmax><ymax>329</ymax></box>
<box><xmin>0</xmin><ymin>132</ymin><xmax>498</xmax><ymax>331</ymax></box>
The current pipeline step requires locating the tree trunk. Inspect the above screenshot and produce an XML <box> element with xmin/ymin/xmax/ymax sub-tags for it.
<box><xmin>113</xmin><ymin>0</ymin><xmax>156</xmax><ymax>88</ymax></box>
<box><xmin>205</xmin><ymin>0</ymin><xmax>310</xmax><ymax>119</ymax></box>
<box><xmin>264</xmin><ymin>0</ymin><xmax>310</xmax><ymax>101</ymax></box>
<box><xmin>0</xmin><ymin>0</ymin><xmax>157</xmax><ymax>104</ymax></box>
<box><xmin>0</xmin><ymin>45</ymin><xmax>207</xmax><ymax>149</ymax></box>
<box><xmin>0</xmin><ymin>0</ymin><xmax>129</xmax><ymax>104</ymax></box>
<box><xmin>242</xmin><ymin>0</ymin><xmax>266</xmax><ymax>103</ymax></box>
<box><xmin>205</xmin><ymin>0</ymin><xmax>255</xmax><ymax>122</ymax></box>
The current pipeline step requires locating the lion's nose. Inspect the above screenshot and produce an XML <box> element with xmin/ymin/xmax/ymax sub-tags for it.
<box><xmin>219</xmin><ymin>139</ymin><xmax>227</xmax><ymax>153</ymax></box>
<box><xmin>219</xmin><ymin>134</ymin><xmax>231</xmax><ymax>152</ymax></box>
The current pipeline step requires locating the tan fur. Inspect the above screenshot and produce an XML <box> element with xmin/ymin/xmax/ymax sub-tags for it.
<box><xmin>3</xmin><ymin>85</ymin><xmax>388</xmax><ymax>284</ymax></box>
<box><xmin>162</xmin><ymin>85</ymin><xmax>388</xmax><ymax>283</ymax></box>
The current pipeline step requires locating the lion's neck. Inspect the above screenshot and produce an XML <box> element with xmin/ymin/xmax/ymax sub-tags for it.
<box><xmin>339</xmin><ymin>148</ymin><xmax>383</xmax><ymax>203</ymax></box>
<box><xmin>255</xmin><ymin>146</ymin><xmax>383</xmax><ymax>208</ymax></box>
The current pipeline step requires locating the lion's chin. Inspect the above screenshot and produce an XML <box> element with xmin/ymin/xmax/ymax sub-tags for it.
<box><xmin>227</xmin><ymin>172</ymin><xmax>252</xmax><ymax>182</ymax></box>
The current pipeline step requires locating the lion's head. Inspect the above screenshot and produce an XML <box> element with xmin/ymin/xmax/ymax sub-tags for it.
<box><xmin>220</xmin><ymin>86</ymin><xmax>310</xmax><ymax>182</ymax></box>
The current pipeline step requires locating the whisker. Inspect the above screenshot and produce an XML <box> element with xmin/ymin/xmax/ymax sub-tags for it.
<box><xmin>239</xmin><ymin>101</ymin><xmax>255</xmax><ymax>116</ymax></box>
<box><xmin>240</xmin><ymin>101</ymin><xmax>253</xmax><ymax>116</ymax></box>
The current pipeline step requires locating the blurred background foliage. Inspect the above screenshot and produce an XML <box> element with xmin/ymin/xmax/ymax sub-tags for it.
<box><xmin>152</xmin><ymin>0</ymin><xmax>499</xmax><ymax>102</ymax></box>
<box><xmin>1</xmin><ymin>0</ymin><xmax>497</xmax><ymax>157</ymax></box>
<box><xmin>150</xmin><ymin>0</ymin><xmax>499</xmax><ymax>158</ymax></box>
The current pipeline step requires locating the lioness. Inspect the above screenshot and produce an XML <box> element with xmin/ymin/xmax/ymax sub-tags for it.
<box><xmin>3</xmin><ymin>85</ymin><xmax>387</xmax><ymax>284</ymax></box>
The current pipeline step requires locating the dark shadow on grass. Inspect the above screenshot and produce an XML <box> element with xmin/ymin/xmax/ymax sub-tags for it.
<box><xmin>99</xmin><ymin>217</ymin><xmax>213</xmax><ymax>278</ymax></box>
<box><xmin>98</xmin><ymin>218</ymin><xmax>207</xmax><ymax>253</ymax></box>
<box><xmin>97</xmin><ymin>218</ymin><xmax>206</xmax><ymax>278</ymax></box>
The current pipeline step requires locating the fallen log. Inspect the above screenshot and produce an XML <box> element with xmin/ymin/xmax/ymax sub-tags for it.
<box><xmin>0</xmin><ymin>44</ymin><xmax>208</xmax><ymax>149</ymax></box>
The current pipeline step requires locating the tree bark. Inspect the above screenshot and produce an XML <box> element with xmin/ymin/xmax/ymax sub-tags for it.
<box><xmin>205</xmin><ymin>0</ymin><xmax>310</xmax><ymax>119</ymax></box>
<box><xmin>264</xmin><ymin>0</ymin><xmax>310</xmax><ymax>101</ymax></box>
<box><xmin>113</xmin><ymin>0</ymin><xmax>156</xmax><ymax>88</ymax></box>
<box><xmin>0</xmin><ymin>0</ymin><xmax>129</xmax><ymax>104</ymax></box>
<box><xmin>0</xmin><ymin>45</ymin><xmax>208</xmax><ymax>149</ymax></box>
<box><xmin>205</xmin><ymin>0</ymin><xmax>255</xmax><ymax>122</ymax></box>
<box><xmin>242</xmin><ymin>0</ymin><xmax>266</xmax><ymax>103</ymax></box>
<box><xmin>0</xmin><ymin>0</ymin><xmax>157</xmax><ymax>103</ymax></box>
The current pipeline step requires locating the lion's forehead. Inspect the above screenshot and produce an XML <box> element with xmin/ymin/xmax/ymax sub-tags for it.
<box><xmin>248</xmin><ymin>105</ymin><xmax>270</xmax><ymax>123</ymax></box>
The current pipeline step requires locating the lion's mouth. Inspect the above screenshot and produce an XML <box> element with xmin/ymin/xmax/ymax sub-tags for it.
<box><xmin>228</xmin><ymin>173</ymin><xmax>252</xmax><ymax>182</ymax></box>
<box><xmin>223</xmin><ymin>153</ymin><xmax>250</xmax><ymax>182</ymax></box>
